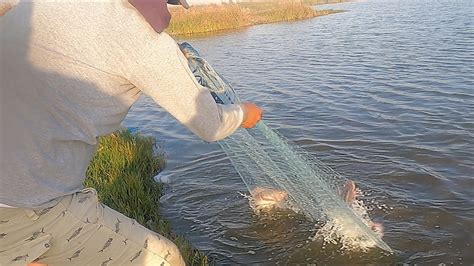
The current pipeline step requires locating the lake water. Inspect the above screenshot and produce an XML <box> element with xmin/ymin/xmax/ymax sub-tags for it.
<box><xmin>123</xmin><ymin>0</ymin><xmax>474</xmax><ymax>264</ymax></box>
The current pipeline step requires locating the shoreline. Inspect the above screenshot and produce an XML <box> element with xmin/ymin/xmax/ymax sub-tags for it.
<box><xmin>166</xmin><ymin>2</ymin><xmax>344</xmax><ymax>37</ymax></box>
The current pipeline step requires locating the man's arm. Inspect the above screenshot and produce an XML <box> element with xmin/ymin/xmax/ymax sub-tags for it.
<box><xmin>118</xmin><ymin>5</ymin><xmax>251</xmax><ymax>141</ymax></box>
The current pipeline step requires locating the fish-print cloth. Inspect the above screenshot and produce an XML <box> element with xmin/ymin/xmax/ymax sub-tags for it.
<box><xmin>0</xmin><ymin>188</ymin><xmax>185</xmax><ymax>265</ymax></box>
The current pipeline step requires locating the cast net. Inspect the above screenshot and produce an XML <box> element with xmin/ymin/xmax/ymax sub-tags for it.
<box><xmin>180</xmin><ymin>42</ymin><xmax>392</xmax><ymax>252</ymax></box>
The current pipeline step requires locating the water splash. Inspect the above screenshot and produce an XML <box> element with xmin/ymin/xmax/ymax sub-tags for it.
<box><xmin>180</xmin><ymin>42</ymin><xmax>392</xmax><ymax>253</ymax></box>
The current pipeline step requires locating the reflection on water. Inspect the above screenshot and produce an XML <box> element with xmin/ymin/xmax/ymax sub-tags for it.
<box><xmin>124</xmin><ymin>0</ymin><xmax>474</xmax><ymax>264</ymax></box>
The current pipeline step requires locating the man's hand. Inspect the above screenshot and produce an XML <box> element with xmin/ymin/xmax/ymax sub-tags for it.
<box><xmin>241</xmin><ymin>102</ymin><xmax>263</xmax><ymax>128</ymax></box>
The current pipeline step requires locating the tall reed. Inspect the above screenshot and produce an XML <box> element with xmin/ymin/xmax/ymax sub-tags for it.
<box><xmin>167</xmin><ymin>5</ymin><xmax>252</xmax><ymax>36</ymax></box>
<box><xmin>167</xmin><ymin>2</ymin><xmax>341</xmax><ymax>36</ymax></box>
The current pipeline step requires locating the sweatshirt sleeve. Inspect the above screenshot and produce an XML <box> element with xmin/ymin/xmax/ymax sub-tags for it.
<box><xmin>118</xmin><ymin>4</ymin><xmax>244</xmax><ymax>142</ymax></box>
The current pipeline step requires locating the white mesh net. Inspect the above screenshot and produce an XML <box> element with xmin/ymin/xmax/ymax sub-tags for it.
<box><xmin>180</xmin><ymin>42</ymin><xmax>392</xmax><ymax>253</ymax></box>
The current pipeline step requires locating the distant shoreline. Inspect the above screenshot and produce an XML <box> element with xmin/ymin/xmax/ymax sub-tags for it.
<box><xmin>166</xmin><ymin>2</ymin><xmax>345</xmax><ymax>37</ymax></box>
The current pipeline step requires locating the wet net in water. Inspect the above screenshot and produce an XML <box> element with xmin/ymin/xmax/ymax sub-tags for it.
<box><xmin>180</xmin><ymin>42</ymin><xmax>392</xmax><ymax>253</ymax></box>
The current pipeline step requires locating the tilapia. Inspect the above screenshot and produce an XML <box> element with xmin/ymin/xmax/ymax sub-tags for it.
<box><xmin>250</xmin><ymin>187</ymin><xmax>288</xmax><ymax>209</ymax></box>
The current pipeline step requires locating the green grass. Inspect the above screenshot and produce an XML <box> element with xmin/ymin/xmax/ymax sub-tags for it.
<box><xmin>84</xmin><ymin>130</ymin><xmax>208</xmax><ymax>266</ymax></box>
<box><xmin>166</xmin><ymin>2</ymin><xmax>342</xmax><ymax>36</ymax></box>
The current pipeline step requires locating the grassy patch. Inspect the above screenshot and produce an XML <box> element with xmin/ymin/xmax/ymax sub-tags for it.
<box><xmin>167</xmin><ymin>2</ymin><xmax>342</xmax><ymax>36</ymax></box>
<box><xmin>85</xmin><ymin>130</ymin><xmax>208</xmax><ymax>265</ymax></box>
<box><xmin>167</xmin><ymin>5</ymin><xmax>252</xmax><ymax>36</ymax></box>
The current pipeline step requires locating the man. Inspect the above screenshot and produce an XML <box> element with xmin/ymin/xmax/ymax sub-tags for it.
<box><xmin>0</xmin><ymin>0</ymin><xmax>262</xmax><ymax>265</ymax></box>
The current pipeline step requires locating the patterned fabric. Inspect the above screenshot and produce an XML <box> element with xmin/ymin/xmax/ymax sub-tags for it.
<box><xmin>0</xmin><ymin>188</ymin><xmax>185</xmax><ymax>265</ymax></box>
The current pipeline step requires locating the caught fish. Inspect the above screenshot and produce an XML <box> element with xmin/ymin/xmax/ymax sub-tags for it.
<box><xmin>342</xmin><ymin>181</ymin><xmax>384</xmax><ymax>236</ymax></box>
<box><xmin>250</xmin><ymin>187</ymin><xmax>288</xmax><ymax>209</ymax></box>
